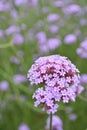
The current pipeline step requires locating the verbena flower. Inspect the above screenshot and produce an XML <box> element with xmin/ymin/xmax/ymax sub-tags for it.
<box><xmin>47</xmin><ymin>14</ymin><xmax>59</xmax><ymax>22</ymax></box>
<box><xmin>46</xmin><ymin>115</ymin><xmax>63</xmax><ymax>130</ymax></box>
<box><xmin>27</xmin><ymin>55</ymin><xmax>84</xmax><ymax>114</ymax></box>
<box><xmin>69</xmin><ymin>113</ymin><xmax>77</xmax><ymax>121</ymax></box>
<box><xmin>80</xmin><ymin>74</ymin><xmax>87</xmax><ymax>84</ymax></box>
<box><xmin>13</xmin><ymin>74</ymin><xmax>26</xmax><ymax>84</ymax></box>
<box><xmin>64</xmin><ymin>34</ymin><xmax>77</xmax><ymax>44</ymax></box>
<box><xmin>76</xmin><ymin>40</ymin><xmax>87</xmax><ymax>58</ymax></box>
<box><xmin>0</xmin><ymin>81</ymin><xmax>9</xmax><ymax>92</ymax></box>
<box><xmin>18</xmin><ymin>123</ymin><xmax>30</xmax><ymax>130</ymax></box>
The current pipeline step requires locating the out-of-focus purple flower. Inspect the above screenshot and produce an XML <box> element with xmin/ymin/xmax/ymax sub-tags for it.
<box><xmin>20</xmin><ymin>95</ymin><xmax>26</xmax><ymax>102</ymax></box>
<box><xmin>64</xmin><ymin>34</ymin><xmax>77</xmax><ymax>44</ymax></box>
<box><xmin>74</xmin><ymin>29</ymin><xmax>81</xmax><ymax>37</ymax></box>
<box><xmin>72</xmin><ymin>85</ymin><xmax>84</xmax><ymax>95</ymax></box>
<box><xmin>42</xmin><ymin>7</ymin><xmax>49</xmax><ymax>14</ymax></box>
<box><xmin>0</xmin><ymin>81</ymin><xmax>9</xmax><ymax>91</ymax></box>
<box><xmin>39</xmin><ymin>44</ymin><xmax>49</xmax><ymax>53</ymax></box>
<box><xmin>0</xmin><ymin>1</ymin><xmax>4</xmax><ymax>12</ymax></box>
<box><xmin>27</xmin><ymin>55</ymin><xmax>83</xmax><ymax>114</ymax></box>
<box><xmin>10</xmin><ymin>56</ymin><xmax>20</xmax><ymax>64</ymax></box>
<box><xmin>76</xmin><ymin>40</ymin><xmax>87</xmax><ymax>58</ymax></box>
<box><xmin>36</xmin><ymin>20</ymin><xmax>44</xmax><ymax>27</ymax></box>
<box><xmin>20</xmin><ymin>24</ymin><xmax>26</xmax><ymax>30</ymax></box>
<box><xmin>29</xmin><ymin>0</ymin><xmax>38</xmax><ymax>6</ymax></box>
<box><xmin>47</xmin><ymin>38</ymin><xmax>61</xmax><ymax>50</ymax></box>
<box><xmin>0</xmin><ymin>1</ymin><xmax>11</xmax><ymax>12</ymax></box>
<box><xmin>0</xmin><ymin>29</ymin><xmax>4</xmax><ymax>38</ymax></box>
<box><xmin>11</xmin><ymin>9</ymin><xmax>19</xmax><ymax>20</ymax></box>
<box><xmin>46</xmin><ymin>115</ymin><xmax>63</xmax><ymax>130</ymax></box>
<box><xmin>69</xmin><ymin>113</ymin><xmax>77</xmax><ymax>121</ymax></box>
<box><xmin>18</xmin><ymin>123</ymin><xmax>30</xmax><ymax>130</ymax></box>
<box><xmin>0</xmin><ymin>101</ymin><xmax>6</xmax><ymax>107</ymax></box>
<box><xmin>54</xmin><ymin>1</ymin><xmax>64</xmax><ymax>8</ymax></box>
<box><xmin>18</xmin><ymin>50</ymin><xmax>24</xmax><ymax>57</ymax></box>
<box><xmin>47</xmin><ymin>14</ymin><xmax>59</xmax><ymax>22</ymax></box>
<box><xmin>15</xmin><ymin>0</ymin><xmax>28</xmax><ymax>7</ymax></box>
<box><xmin>36</xmin><ymin>32</ymin><xmax>61</xmax><ymax>53</ymax></box>
<box><xmin>19</xmin><ymin>66</ymin><xmax>24</xmax><ymax>72</ymax></box>
<box><xmin>4</xmin><ymin>2</ymin><xmax>11</xmax><ymax>11</ymax></box>
<box><xmin>63</xmin><ymin>4</ymin><xmax>81</xmax><ymax>15</ymax></box>
<box><xmin>13</xmin><ymin>74</ymin><xmax>26</xmax><ymax>84</ymax></box>
<box><xmin>80</xmin><ymin>19</ymin><xmax>87</xmax><ymax>26</ymax></box>
<box><xmin>5</xmin><ymin>25</ymin><xmax>20</xmax><ymax>36</ymax></box>
<box><xmin>13</xmin><ymin>33</ymin><xmax>24</xmax><ymax>45</ymax></box>
<box><xmin>36</xmin><ymin>31</ymin><xmax>47</xmax><ymax>44</ymax></box>
<box><xmin>80</xmin><ymin>74</ymin><xmax>87</xmax><ymax>84</ymax></box>
<box><xmin>49</xmin><ymin>25</ymin><xmax>59</xmax><ymax>33</ymax></box>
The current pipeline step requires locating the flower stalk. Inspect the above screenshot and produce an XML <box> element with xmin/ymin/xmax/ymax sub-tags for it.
<box><xmin>50</xmin><ymin>113</ymin><xmax>52</xmax><ymax>130</ymax></box>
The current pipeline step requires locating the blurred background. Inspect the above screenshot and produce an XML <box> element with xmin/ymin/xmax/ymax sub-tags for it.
<box><xmin>0</xmin><ymin>0</ymin><xmax>87</xmax><ymax>130</ymax></box>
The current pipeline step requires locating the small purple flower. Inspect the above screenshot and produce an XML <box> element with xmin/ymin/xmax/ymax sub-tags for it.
<box><xmin>20</xmin><ymin>95</ymin><xmax>26</xmax><ymax>102</ymax></box>
<box><xmin>69</xmin><ymin>113</ymin><xmax>77</xmax><ymax>121</ymax></box>
<box><xmin>64</xmin><ymin>34</ymin><xmax>77</xmax><ymax>44</ymax></box>
<box><xmin>10</xmin><ymin>56</ymin><xmax>20</xmax><ymax>64</ymax></box>
<box><xmin>5</xmin><ymin>25</ymin><xmax>20</xmax><ymax>36</ymax></box>
<box><xmin>0</xmin><ymin>1</ymin><xmax>4</xmax><ymax>12</ymax></box>
<box><xmin>46</xmin><ymin>115</ymin><xmax>63</xmax><ymax>130</ymax></box>
<box><xmin>80</xmin><ymin>74</ymin><xmax>87</xmax><ymax>84</ymax></box>
<box><xmin>0</xmin><ymin>81</ymin><xmax>9</xmax><ymax>91</ymax></box>
<box><xmin>42</xmin><ymin>7</ymin><xmax>49</xmax><ymax>14</ymax></box>
<box><xmin>54</xmin><ymin>1</ymin><xmax>64</xmax><ymax>8</ymax></box>
<box><xmin>13</xmin><ymin>33</ymin><xmax>24</xmax><ymax>45</ymax></box>
<box><xmin>13</xmin><ymin>74</ymin><xmax>26</xmax><ymax>84</ymax></box>
<box><xmin>29</xmin><ymin>0</ymin><xmax>38</xmax><ymax>6</ymax></box>
<box><xmin>18</xmin><ymin>123</ymin><xmax>30</xmax><ymax>130</ymax></box>
<box><xmin>36</xmin><ymin>31</ymin><xmax>47</xmax><ymax>44</ymax></box>
<box><xmin>76</xmin><ymin>40</ymin><xmax>87</xmax><ymax>58</ymax></box>
<box><xmin>47</xmin><ymin>14</ymin><xmax>59</xmax><ymax>22</ymax></box>
<box><xmin>15</xmin><ymin>0</ymin><xmax>28</xmax><ymax>7</ymax></box>
<box><xmin>36</xmin><ymin>32</ymin><xmax>61</xmax><ymax>53</ymax></box>
<box><xmin>80</xmin><ymin>18</ymin><xmax>87</xmax><ymax>26</ymax></box>
<box><xmin>49</xmin><ymin>25</ymin><xmax>59</xmax><ymax>34</ymax></box>
<box><xmin>63</xmin><ymin>4</ymin><xmax>81</xmax><ymax>15</ymax></box>
<box><xmin>11</xmin><ymin>9</ymin><xmax>19</xmax><ymax>20</ymax></box>
<box><xmin>27</xmin><ymin>55</ymin><xmax>83</xmax><ymax>114</ymax></box>
<box><xmin>47</xmin><ymin>38</ymin><xmax>61</xmax><ymax>50</ymax></box>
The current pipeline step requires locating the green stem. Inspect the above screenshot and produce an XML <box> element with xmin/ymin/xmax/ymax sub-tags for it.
<box><xmin>50</xmin><ymin>113</ymin><xmax>52</xmax><ymax>130</ymax></box>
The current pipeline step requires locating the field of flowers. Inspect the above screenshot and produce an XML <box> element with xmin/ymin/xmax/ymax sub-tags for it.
<box><xmin>0</xmin><ymin>0</ymin><xmax>87</xmax><ymax>130</ymax></box>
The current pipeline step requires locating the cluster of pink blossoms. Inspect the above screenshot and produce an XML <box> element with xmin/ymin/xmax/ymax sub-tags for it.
<box><xmin>27</xmin><ymin>55</ymin><xmax>84</xmax><ymax>114</ymax></box>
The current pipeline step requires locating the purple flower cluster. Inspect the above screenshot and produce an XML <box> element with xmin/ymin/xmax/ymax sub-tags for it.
<box><xmin>27</xmin><ymin>55</ymin><xmax>84</xmax><ymax>114</ymax></box>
